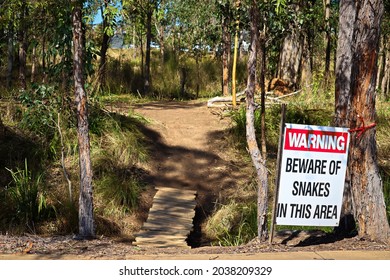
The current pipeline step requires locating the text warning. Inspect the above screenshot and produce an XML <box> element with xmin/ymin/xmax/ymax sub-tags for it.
<box><xmin>275</xmin><ymin>124</ymin><xmax>350</xmax><ymax>227</ymax></box>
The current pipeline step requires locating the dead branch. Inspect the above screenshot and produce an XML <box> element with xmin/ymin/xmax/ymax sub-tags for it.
<box><xmin>207</xmin><ymin>91</ymin><xmax>245</xmax><ymax>108</ymax></box>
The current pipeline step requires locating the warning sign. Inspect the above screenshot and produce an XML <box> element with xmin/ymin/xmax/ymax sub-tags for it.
<box><xmin>275</xmin><ymin>123</ymin><xmax>350</xmax><ymax>227</ymax></box>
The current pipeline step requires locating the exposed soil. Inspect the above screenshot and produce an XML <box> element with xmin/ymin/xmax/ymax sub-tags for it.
<box><xmin>1</xmin><ymin>100</ymin><xmax>389</xmax><ymax>259</ymax></box>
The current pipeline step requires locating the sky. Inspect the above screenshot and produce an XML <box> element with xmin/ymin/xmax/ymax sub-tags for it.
<box><xmin>93</xmin><ymin>9</ymin><xmax>103</xmax><ymax>25</ymax></box>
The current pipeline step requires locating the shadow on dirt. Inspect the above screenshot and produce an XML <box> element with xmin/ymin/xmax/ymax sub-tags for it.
<box><xmin>274</xmin><ymin>227</ymin><xmax>358</xmax><ymax>247</ymax></box>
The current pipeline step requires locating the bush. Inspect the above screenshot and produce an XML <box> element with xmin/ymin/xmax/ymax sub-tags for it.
<box><xmin>204</xmin><ymin>201</ymin><xmax>257</xmax><ymax>246</ymax></box>
<box><xmin>18</xmin><ymin>84</ymin><xmax>68</xmax><ymax>139</ymax></box>
<box><xmin>96</xmin><ymin>173</ymin><xmax>142</xmax><ymax>213</ymax></box>
<box><xmin>1</xmin><ymin>160</ymin><xmax>54</xmax><ymax>231</ymax></box>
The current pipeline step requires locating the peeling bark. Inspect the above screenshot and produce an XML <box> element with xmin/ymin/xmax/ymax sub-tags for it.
<box><xmin>72</xmin><ymin>1</ymin><xmax>95</xmax><ymax>239</ymax></box>
<box><xmin>246</xmin><ymin>1</ymin><xmax>268</xmax><ymax>241</ymax></box>
<box><xmin>334</xmin><ymin>0</ymin><xmax>356</xmax><ymax>232</ymax></box>
<box><xmin>335</xmin><ymin>0</ymin><xmax>390</xmax><ymax>243</ymax></box>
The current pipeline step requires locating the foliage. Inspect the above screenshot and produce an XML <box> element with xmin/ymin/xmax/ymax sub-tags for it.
<box><xmin>18</xmin><ymin>84</ymin><xmax>63</xmax><ymax>138</ymax></box>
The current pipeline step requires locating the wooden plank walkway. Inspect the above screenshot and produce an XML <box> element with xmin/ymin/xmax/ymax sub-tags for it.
<box><xmin>134</xmin><ymin>187</ymin><xmax>197</xmax><ymax>248</ymax></box>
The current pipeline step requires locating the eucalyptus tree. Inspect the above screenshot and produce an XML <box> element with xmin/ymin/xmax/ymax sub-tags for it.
<box><xmin>123</xmin><ymin>0</ymin><xmax>159</xmax><ymax>95</ymax></box>
<box><xmin>377</xmin><ymin>0</ymin><xmax>390</xmax><ymax>98</ymax></box>
<box><xmin>0</xmin><ymin>0</ymin><xmax>16</xmax><ymax>88</ymax></box>
<box><xmin>244</xmin><ymin>0</ymin><xmax>269</xmax><ymax>241</ymax></box>
<box><xmin>334</xmin><ymin>0</ymin><xmax>390</xmax><ymax>243</ymax></box>
<box><xmin>0</xmin><ymin>0</ymin><xmax>30</xmax><ymax>90</ymax></box>
<box><xmin>217</xmin><ymin>0</ymin><xmax>234</xmax><ymax>96</ymax></box>
<box><xmin>90</xmin><ymin>0</ymin><xmax>120</xmax><ymax>89</ymax></box>
<box><xmin>17</xmin><ymin>0</ymin><xmax>28</xmax><ymax>90</ymax></box>
<box><xmin>154</xmin><ymin>0</ymin><xmax>170</xmax><ymax>62</ymax></box>
<box><xmin>268</xmin><ymin>0</ymin><xmax>333</xmax><ymax>89</ymax></box>
<box><xmin>323</xmin><ymin>0</ymin><xmax>331</xmax><ymax>84</ymax></box>
<box><xmin>274</xmin><ymin>0</ymin><xmax>315</xmax><ymax>89</ymax></box>
<box><xmin>168</xmin><ymin>0</ymin><xmax>221</xmax><ymax>97</ymax></box>
<box><xmin>72</xmin><ymin>0</ymin><xmax>95</xmax><ymax>239</ymax></box>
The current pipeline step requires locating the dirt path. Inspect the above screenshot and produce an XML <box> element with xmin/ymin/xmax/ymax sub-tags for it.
<box><xmin>131</xmin><ymin>101</ymin><xmax>251</xmax><ymax>246</ymax></box>
<box><xmin>133</xmin><ymin>101</ymin><xmax>246</xmax><ymax>190</ymax></box>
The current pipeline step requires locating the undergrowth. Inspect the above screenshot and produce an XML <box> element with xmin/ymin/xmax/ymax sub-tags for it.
<box><xmin>0</xmin><ymin>88</ymin><xmax>150</xmax><ymax>235</ymax></box>
<box><xmin>205</xmin><ymin>201</ymin><xmax>258</xmax><ymax>246</ymax></box>
<box><xmin>0</xmin><ymin>160</ymin><xmax>55</xmax><ymax>233</ymax></box>
<box><xmin>104</xmin><ymin>48</ymin><xmax>245</xmax><ymax>99</ymax></box>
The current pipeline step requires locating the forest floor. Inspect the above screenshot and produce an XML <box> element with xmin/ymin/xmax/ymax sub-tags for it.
<box><xmin>0</xmin><ymin>100</ymin><xmax>389</xmax><ymax>259</ymax></box>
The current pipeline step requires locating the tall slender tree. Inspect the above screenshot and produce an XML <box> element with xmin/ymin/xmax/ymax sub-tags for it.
<box><xmin>144</xmin><ymin>2</ymin><xmax>153</xmax><ymax>94</ymax></box>
<box><xmin>18</xmin><ymin>0</ymin><xmax>28</xmax><ymax>90</ymax></box>
<box><xmin>219</xmin><ymin>1</ymin><xmax>233</xmax><ymax>96</ymax></box>
<box><xmin>98</xmin><ymin>0</ymin><xmax>115</xmax><ymax>89</ymax></box>
<box><xmin>335</xmin><ymin>0</ymin><xmax>390</xmax><ymax>242</ymax></box>
<box><xmin>246</xmin><ymin>0</ymin><xmax>268</xmax><ymax>241</ymax></box>
<box><xmin>323</xmin><ymin>0</ymin><xmax>332</xmax><ymax>85</ymax></box>
<box><xmin>6</xmin><ymin>20</ymin><xmax>14</xmax><ymax>89</ymax></box>
<box><xmin>72</xmin><ymin>0</ymin><xmax>95</xmax><ymax>239</ymax></box>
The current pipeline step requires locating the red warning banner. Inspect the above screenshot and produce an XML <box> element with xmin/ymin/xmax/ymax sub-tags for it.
<box><xmin>284</xmin><ymin>128</ymin><xmax>349</xmax><ymax>154</ymax></box>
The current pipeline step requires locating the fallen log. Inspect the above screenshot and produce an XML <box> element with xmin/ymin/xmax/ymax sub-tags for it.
<box><xmin>207</xmin><ymin>91</ymin><xmax>245</xmax><ymax>108</ymax></box>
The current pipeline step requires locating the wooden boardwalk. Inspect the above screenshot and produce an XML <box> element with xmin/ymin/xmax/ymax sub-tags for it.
<box><xmin>134</xmin><ymin>187</ymin><xmax>197</xmax><ymax>248</ymax></box>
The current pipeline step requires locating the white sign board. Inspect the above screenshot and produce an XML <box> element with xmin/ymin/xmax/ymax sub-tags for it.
<box><xmin>275</xmin><ymin>123</ymin><xmax>350</xmax><ymax>227</ymax></box>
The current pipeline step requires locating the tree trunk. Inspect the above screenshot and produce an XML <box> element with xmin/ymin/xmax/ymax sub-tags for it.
<box><xmin>301</xmin><ymin>34</ymin><xmax>313</xmax><ymax>87</ymax></box>
<box><xmin>72</xmin><ymin>0</ymin><xmax>95</xmax><ymax>239</ymax></box>
<box><xmin>99</xmin><ymin>1</ymin><xmax>111</xmax><ymax>89</ymax></box>
<box><xmin>324</xmin><ymin>0</ymin><xmax>332</xmax><ymax>86</ymax></box>
<box><xmin>380</xmin><ymin>38</ymin><xmax>390</xmax><ymax>98</ymax></box>
<box><xmin>277</xmin><ymin>3</ymin><xmax>304</xmax><ymax>89</ymax></box>
<box><xmin>222</xmin><ymin>8</ymin><xmax>231</xmax><ymax>96</ymax></box>
<box><xmin>246</xmin><ymin>0</ymin><xmax>268</xmax><ymax>241</ymax></box>
<box><xmin>42</xmin><ymin>35</ymin><xmax>47</xmax><ymax>83</ymax></box>
<box><xmin>180</xmin><ymin>66</ymin><xmax>187</xmax><ymax>98</ymax></box>
<box><xmin>31</xmin><ymin>41</ymin><xmax>37</xmax><ymax>84</ymax></box>
<box><xmin>231</xmin><ymin>0</ymin><xmax>241</xmax><ymax>107</ymax></box>
<box><xmin>376</xmin><ymin>35</ymin><xmax>385</xmax><ymax>94</ymax></box>
<box><xmin>144</xmin><ymin>9</ymin><xmax>152</xmax><ymax>95</ymax></box>
<box><xmin>7</xmin><ymin>22</ymin><xmax>14</xmax><ymax>89</ymax></box>
<box><xmin>382</xmin><ymin>59</ymin><xmax>390</xmax><ymax>98</ymax></box>
<box><xmin>335</xmin><ymin>0</ymin><xmax>390</xmax><ymax>243</ymax></box>
<box><xmin>158</xmin><ymin>24</ymin><xmax>165</xmax><ymax>64</ymax></box>
<box><xmin>258</xmin><ymin>30</ymin><xmax>267</xmax><ymax>159</ymax></box>
<box><xmin>18</xmin><ymin>1</ymin><xmax>28</xmax><ymax>91</ymax></box>
<box><xmin>139</xmin><ymin>32</ymin><xmax>144</xmax><ymax>83</ymax></box>
<box><xmin>278</xmin><ymin>30</ymin><xmax>303</xmax><ymax>89</ymax></box>
<box><xmin>334</xmin><ymin>0</ymin><xmax>356</xmax><ymax>232</ymax></box>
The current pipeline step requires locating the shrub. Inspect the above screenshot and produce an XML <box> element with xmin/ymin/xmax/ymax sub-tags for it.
<box><xmin>204</xmin><ymin>201</ymin><xmax>257</xmax><ymax>246</ymax></box>
<box><xmin>2</xmin><ymin>160</ymin><xmax>54</xmax><ymax>231</ymax></box>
